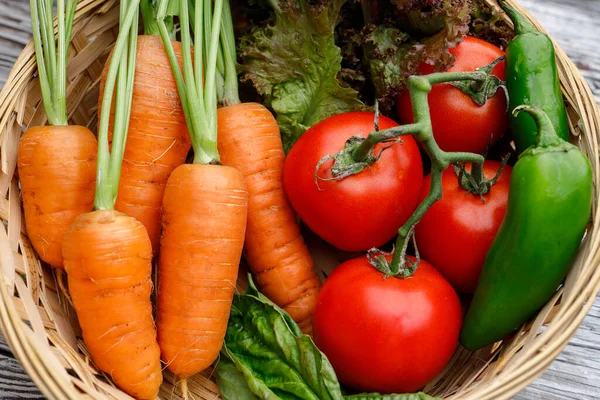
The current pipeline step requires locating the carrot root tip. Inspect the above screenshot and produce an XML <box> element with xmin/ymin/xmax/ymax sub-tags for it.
<box><xmin>180</xmin><ymin>378</ymin><xmax>189</xmax><ymax>400</ymax></box>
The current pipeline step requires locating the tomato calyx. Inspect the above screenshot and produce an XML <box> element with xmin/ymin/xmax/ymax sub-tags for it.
<box><xmin>453</xmin><ymin>153</ymin><xmax>511</xmax><ymax>201</ymax></box>
<box><xmin>449</xmin><ymin>56</ymin><xmax>508</xmax><ymax>107</ymax></box>
<box><xmin>367</xmin><ymin>229</ymin><xmax>420</xmax><ymax>279</ymax></box>
<box><xmin>314</xmin><ymin>107</ymin><xmax>406</xmax><ymax>187</ymax></box>
<box><xmin>314</xmin><ymin>134</ymin><xmax>402</xmax><ymax>187</ymax></box>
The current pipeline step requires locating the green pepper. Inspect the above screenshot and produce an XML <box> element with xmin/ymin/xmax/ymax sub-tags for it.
<box><xmin>500</xmin><ymin>1</ymin><xmax>570</xmax><ymax>154</ymax></box>
<box><xmin>460</xmin><ymin>105</ymin><xmax>592</xmax><ymax>351</ymax></box>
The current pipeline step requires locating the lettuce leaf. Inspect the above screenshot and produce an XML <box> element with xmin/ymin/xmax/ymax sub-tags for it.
<box><xmin>364</xmin><ymin>0</ymin><xmax>471</xmax><ymax>105</ymax></box>
<box><xmin>469</xmin><ymin>0</ymin><xmax>515</xmax><ymax>49</ymax></box>
<box><xmin>239</xmin><ymin>0</ymin><xmax>363</xmax><ymax>152</ymax></box>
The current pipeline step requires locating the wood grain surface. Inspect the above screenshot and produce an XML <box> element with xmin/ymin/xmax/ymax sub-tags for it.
<box><xmin>0</xmin><ymin>0</ymin><xmax>598</xmax><ymax>398</ymax></box>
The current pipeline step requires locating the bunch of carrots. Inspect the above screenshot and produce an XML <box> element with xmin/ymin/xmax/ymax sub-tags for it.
<box><xmin>18</xmin><ymin>0</ymin><xmax>322</xmax><ymax>397</ymax></box>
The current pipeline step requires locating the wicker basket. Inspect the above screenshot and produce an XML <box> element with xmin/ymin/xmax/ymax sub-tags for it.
<box><xmin>0</xmin><ymin>0</ymin><xmax>598</xmax><ymax>398</ymax></box>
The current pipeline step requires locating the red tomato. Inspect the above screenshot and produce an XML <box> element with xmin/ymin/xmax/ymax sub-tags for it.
<box><xmin>283</xmin><ymin>112</ymin><xmax>423</xmax><ymax>252</ymax></box>
<box><xmin>415</xmin><ymin>161</ymin><xmax>512</xmax><ymax>293</ymax></box>
<box><xmin>313</xmin><ymin>255</ymin><xmax>461</xmax><ymax>394</ymax></box>
<box><xmin>396</xmin><ymin>36</ymin><xmax>507</xmax><ymax>154</ymax></box>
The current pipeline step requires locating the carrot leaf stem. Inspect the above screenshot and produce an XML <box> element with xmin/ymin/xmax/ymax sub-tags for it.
<box><xmin>219</xmin><ymin>0</ymin><xmax>239</xmax><ymax>106</ymax></box>
<box><xmin>203</xmin><ymin>0</ymin><xmax>223</xmax><ymax>150</ymax></box>
<box><xmin>56</xmin><ymin>0</ymin><xmax>66</xmax><ymax>121</ymax></box>
<box><xmin>94</xmin><ymin>0</ymin><xmax>140</xmax><ymax>210</ymax></box>
<box><xmin>30</xmin><ymin>0</ymin><xmax>76</xmax><ymax>125</ymax></box>
<box><xmin>192</xmin><ymin>0</ymin><xmax>205</xmax><ymax>103</ymax></box>
<box><xmin>40</xmin><ymin>0</ymin><xmax>56</xmax><ymax>97</ymax></box>
<box><xmin>141</xmin><ymin>0</ymin><xmax>176</xmax><ymax>37</ymax></box>
<box><xmin>30</xmin><ymin>0</ymin><xmax>56</xmax><ymax>124</ymax></box>
<box><xmin>157</xmin><ymin>0</ymin><xmax>222</xmax><ymax>164</ymax></box>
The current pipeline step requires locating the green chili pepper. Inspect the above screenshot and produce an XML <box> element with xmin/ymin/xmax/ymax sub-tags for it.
<box><xmin>460</xmin><ymin>105</ymin><xmax>592</xmax><ymax>351</ymax></box>
<box><xmin>500</xmin><ymin>1</ymin><xmax>570</xmax><ymax>154</ymax></box>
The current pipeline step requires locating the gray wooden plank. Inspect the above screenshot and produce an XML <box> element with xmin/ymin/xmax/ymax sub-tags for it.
<box><xmin>0</xmin><ymin>0</ymin><xmax>31</xmax><ymax>88</ymax></box>
<box><xmin>0</xmin><ymin>0</ymin><xmax>598</xmax><ymax>399</ymax></box>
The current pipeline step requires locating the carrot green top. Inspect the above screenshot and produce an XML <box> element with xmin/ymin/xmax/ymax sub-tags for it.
<box><xmin>140</xmin><ymin>0</ymin><xmax>177</xmax><ymax>37</ymax></box>
<box><xmin>157</xmin><ymin>0</ymin><xmax>223</xmax><ymax>164</ymax></box>
<box><xmin>218</xmin><ymin>0</ymin><xmax>240</xmax><ymax>107</ymax></box>
<box><xmin>30</xmin><ymin>0</ymin><xmax>77</xmax><ymax>126</ymax></box>
<box><xmin>93</xmin><ymin>0</ymin><xmax>140</xmax><ymax>210</ymax></box>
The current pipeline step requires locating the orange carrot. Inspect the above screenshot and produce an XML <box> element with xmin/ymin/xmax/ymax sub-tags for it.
<box><xmin>218</xmin><ymin>103</ymin><xmax>321</xmax><ymax>333</ymax></box>
<box><xmin>215</xmin><ymin>0</ymin><xmax>320</xmax><ymax>333</ymax></box>
<box><xmin>98</xmin><ymin>34</ymin><xmax>190</xmax><ymax>252</ymax></box>
<box><xmin>18</xmin><ymin>126</ymin><xmax>97</xmax><ymax>268</ymax></box>
<box><xmin>157</xmin><ymin>164</ymin><xmax>247</xmax><ymax>377</ymax></box>
<box><xmin>155</xmin><ymin>0</ymin><xmax>248</xmax><ymax>387</ymax></box>
<box><xmin>19</xmin><ymin>0</ymin><xmax>97</xmax><ymax>269</ymax></box>
<box><xmin>63</xmin><ymin>3</ymin><xmax>162</xmax><ymax>397</ymax></box>
<box><xmin>63</xmin><ymin>210</ymin><xmax>162</xmax><ymax>399</ymax></box>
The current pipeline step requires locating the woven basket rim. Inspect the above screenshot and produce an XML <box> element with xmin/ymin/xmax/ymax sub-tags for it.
<box><xmin>0</xmin><ymin>0</ymin><xmax>599</xmax><ymax>399</ymax></box>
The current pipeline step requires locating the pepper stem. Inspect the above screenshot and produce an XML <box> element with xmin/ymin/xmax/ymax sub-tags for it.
<box><xmin>499</xmin><ymin>0</ymin><xmax>538</xmax><ymax>36</ymax></box>
<box><xmin>513</xmin><ymin>105</ymin><xmax>563</xmax><ymax>149</ymax></box>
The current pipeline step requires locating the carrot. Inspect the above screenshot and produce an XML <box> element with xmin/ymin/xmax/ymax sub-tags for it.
<box><xmin>216</xmin><ymin>0</ymin><xmax>321</xmax><ymax>333</ymax></box>
<box><xmin>155</xmin><ymin>0</ymin><xmax>248</xmax><ymax>387</ymax></box>
<box><xmin>157</xmin><ymin>164</ymin><xmax>247</xmax><ymax>377</ymax></box>
<box><xmin>18</xmin><ymin>0</ymin><xmax>97</xmax><ymax>269</ymax></box>
<box><xmin>63</xmin><ymin>210</ymin><xmax>161</xmax><ymax>398</ymax></box>
<box><xmin>98</xmin><ymin>7</ymin><xmax>190</xmax><ymax>253</ymax></box>
<box><xmin>218</xmin><ymin>103</ymin><xmax>321</xmax><ymax>333</ymax></box>
<box><xmin>62</xmin><ymin>2</ymin><xmax>162</xmax><ymax>398</ymax></box>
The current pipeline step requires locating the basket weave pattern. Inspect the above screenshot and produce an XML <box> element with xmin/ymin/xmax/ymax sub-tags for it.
<box><xmin>0</xmin><ymin>0</ymin><xmax>598</xmax><ymax>399</ymax></box>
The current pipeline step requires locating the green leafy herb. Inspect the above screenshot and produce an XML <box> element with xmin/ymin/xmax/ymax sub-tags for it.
<box><xmin>220</xmin><ymin>278</ymin><xmax>343</xmax><ymax>399</ymax></box>
<box><xmin>216</xmin><ymin>357</ymin><xmax>258</xmax><ymax>400</ymax></box>
<box><xmin>239</xmin><ymin>0</ymin><xmax>363</xmax><ymax>152</ymax></box>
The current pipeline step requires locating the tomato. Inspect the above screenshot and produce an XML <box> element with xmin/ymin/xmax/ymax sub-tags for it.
<box><xmin>415</xmin><ymin>161</ymin><xmax>512</xmax><ymax>293</ymax></box>
<box><xmin>283</xmin><ymin>112</ymin><xmax>423</xmax><ymax>252</ymax></box>
<box><xmin>396</xmin><ymin>36</ymin><xmax>507</xmax><ymax>154</ymax></box>
<box><xmin>313</xmin><ymin>255</ymin><xmax>461</xmax><ymax>394</ymax></box>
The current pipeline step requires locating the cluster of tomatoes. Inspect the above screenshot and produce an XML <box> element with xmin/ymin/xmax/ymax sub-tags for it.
<box><xmin>282</xmin><ymin>37</ymin><xmax>512</xmax><ymax>394</ymax></box>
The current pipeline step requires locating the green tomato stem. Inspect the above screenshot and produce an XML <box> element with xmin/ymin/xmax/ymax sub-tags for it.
<box><xmin>351</xmin><ymin>123</ymin><xmax>424</xmax><ymax>162</ymax></box>
<box><xmin>348</xmin><ymin>73</ymin><xmax>492</xmax><ymax>277</ymax></box>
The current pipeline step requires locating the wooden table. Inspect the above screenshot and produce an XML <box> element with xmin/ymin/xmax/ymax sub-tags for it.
<box><xmin>0</xmin><ymin>0</ymin><xmax>599</xmax><ymax>398</ymax></box>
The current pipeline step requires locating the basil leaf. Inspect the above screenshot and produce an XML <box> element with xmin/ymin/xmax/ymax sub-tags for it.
<box><xmin>215</xmin><ymin>357</ymin><xmax>258</xmax><ymax>400</ymax></box>
<box><xmin>344</xmin><ymin>393</ymin><xmax>441</xmax><ymax>400</ymax></box>
<box><xmin>221</xmin><ymin>277</ymin><xmax>344</xmax><ymax>400</ymax></box>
